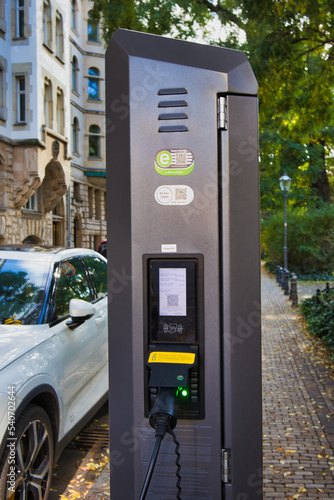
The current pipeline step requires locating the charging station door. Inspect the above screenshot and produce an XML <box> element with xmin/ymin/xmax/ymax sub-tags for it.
<box><xmin>106</xmin><ymin>29</ymin><xmax>262</xmax><ymax>499</ymax></box>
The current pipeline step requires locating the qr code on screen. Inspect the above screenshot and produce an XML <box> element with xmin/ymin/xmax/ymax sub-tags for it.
<box><xmin>167</xmin><ymin>294</ymin><xmax>179</xmax><ymax>307</ymax></box>
<box><xmin>175</xmin><ymin>188</ymin><xmax>187</xmax><ymax>201</ymax></box>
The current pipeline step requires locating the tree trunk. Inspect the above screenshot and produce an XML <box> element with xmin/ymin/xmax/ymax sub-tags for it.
<box><xmin>309</xmin><ymin>140</ymin><xmax>331</xmax><ymax>203</ymax></box>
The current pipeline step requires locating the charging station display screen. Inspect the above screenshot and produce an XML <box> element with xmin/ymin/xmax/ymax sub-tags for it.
<box><xmin>159</xmin><ymin>268</ymin><xmax>187</xmax><ymax>317</ymax></box>
<box><xmin>148</xmin><ymin>259</ymin><xmax>198</xmax><ymax>343</ymax></box>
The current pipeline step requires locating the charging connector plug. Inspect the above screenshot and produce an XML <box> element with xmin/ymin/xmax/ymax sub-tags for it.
<box><xmin>149</xmin><ymin>387</ymin><xmax>177</xmax><ymax>437</ymax></box>
<box><xmin>139</xmin><ymin>388</ymin><xmax>180</xmax><ymax>500</ymax></box>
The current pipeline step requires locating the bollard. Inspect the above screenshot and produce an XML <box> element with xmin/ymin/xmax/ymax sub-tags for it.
<box><xmin>283</xmin><ymin>269</ymin><xmax>290</xmax><ymax>296</ymax></box>
<box><xmin>325</xmin><ymin>282</ymin><xmax>330</xmax><ymax>294</ymax></box>
<box><xmin>289</xmin><ymin>274</ymin><xmax>294</xmax><ymax>300</ymax></box>
<box><xmin>315</xmin><ymin>289</ymin><xmax>321</xmax><ymax>304</ymax></box>
<box><xmin>280</xmin><ymin>267</ymin><xmax>288</xmax><ymax>291</ymax></box>
<box><xmin>276</xmin><ymin>265</ymin><xmax>280</xmax><ymax>283</ymax></box>
<box><xmin>278</xmin><ymin>266</ymin><xmax>283</xmax><ymax>287</ymax></box>
<box><xmin>277</xmin><ymin>266</ymin><xmax>281</xmax><ymax>285</ymax></box>
<box><xmin>290</xmin><ymin>273</ymin><xmax>298</xmax><ymax>306</ymax></box>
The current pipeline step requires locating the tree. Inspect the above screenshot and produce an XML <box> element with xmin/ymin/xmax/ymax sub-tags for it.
<box><xmin>92</xmin><ymin>0</ymin><xmax>334</xmax><ymax>209</ymax></box>
<box><xmin>246</xmin><ymin>1</ymin><xmax>334</xmax><ymax>210</ymax></box>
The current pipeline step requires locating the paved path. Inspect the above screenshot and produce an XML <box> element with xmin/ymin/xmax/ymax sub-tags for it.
<box><xmin>262</xmin><ymin>267</ymin><xmax>334</xmax><ymax>499</ymax></box>
<box><xmin>87</xmin><ymin>267</ymin><xmax>334</xmax><ymax>499</ymax></box>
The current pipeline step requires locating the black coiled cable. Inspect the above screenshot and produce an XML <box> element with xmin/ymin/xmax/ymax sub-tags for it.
<box><xmin>171</xmin><ymin>429</ymin><xmax>182</xmax><ymax>499</ymax></box>
<box><xmin>138</xmin><ymin>388</ymin><xmax>183</xmax><ymax>500</ymax></box>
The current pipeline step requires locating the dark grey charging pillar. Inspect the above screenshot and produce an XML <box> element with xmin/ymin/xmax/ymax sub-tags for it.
<box><xmin>106</xmin><ymin>29</ymin><xmax>262</xmax><ymax>499</ymax></box>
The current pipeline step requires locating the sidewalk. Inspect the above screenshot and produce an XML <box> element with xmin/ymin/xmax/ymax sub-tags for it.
<box><xmin>262</xmin><ymin>267</ymin><xmax>334</xmax><ymax>499</ymax></box>
<box><xmin>87</xmin><ymin>267</ymin><xmax>334</xmax><ymax>499</ymax></box>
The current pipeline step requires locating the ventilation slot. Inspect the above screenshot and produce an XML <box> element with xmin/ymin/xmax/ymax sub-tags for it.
<box><xmin>159</xmin><ymin>112</ymin><xmax>188</xmax><ymax>121</ymax></box>
<box><xmin>159</xmin><ymin>125</ymin><xmax>188</xmax><ymax>133</ymax></box>
<box><xmin>158</xmin><ymin>100</ymin><xmax>188</xmax><ymax>108</ymax></box>
<box><xmin>158</xmin><ymin>88</ymin><xmax>189</xmax><ymax>133</ymax></box>
<box><xmin>158</xmin><ymin>87</ymin><xmax>188</xmax><ymax>95</ymax></box>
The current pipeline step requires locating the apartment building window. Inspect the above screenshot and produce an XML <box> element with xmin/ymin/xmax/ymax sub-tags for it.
<box><xmin>44</xmin><ymin>78</ymin><xmax>52</xmax><ymax>128</ymax></box>
<box><xmin>95</xmin><ymin>190</ymin><xmax>101</xmax><ymax>219</ymax></box>
<box><xmin>43</xmin><ymin>0</ymin><xmax>52</xmax><ymax>48</ymax></box>
<box><xmin>0</xmin><ymin>154</ymin><xmax>5</xmax><ymax>207</ymax></box>
<box><xmin>0</xmin><ymin>68</ymin><xmax>3</xmax><ymax>108</ymax></box>
<box><xmin>56</xmin><ymin>88</ymin><xmax>64</xmax><ymax>135</ymax></box>
<box><xmin>24</xmin><ymin>191</ymin><xmax>38</xmax><ymax>211</ymax></box>
<box><xmin>73</xmin><ymin>181</ymin><xmax>81</xmax><ymax>202</ymax></box>
<box><xmin>71</xmin><ymin>0</ymin><xmax>76</xmax><ymax>30</ymax></box>
<box><xmin>16</xmin><ymin>76</ymin><xmax>26</xmax><ymax>123</ymax></box>
<box><xmin>87</xmin><ymin>67</ymin><xmax>100</xmax><ymax>101</ymax></box>
<box><xmin>88</xmin><ymin>187</ymin><xmax>94</xmax><ymax>218</ymax></box>
<box><xmin>0</xmin><ymin>62</ymin><xmax>6</xmax><ymax>121</ymax></box>
<box><xmin>56</xmin><ymin>11</ymin><xmax>64</xmax><ymax>60</ymax></box>
<box><xmin>88</xmin><ymin>125</ymin><xmax>101</xmax><ymax>158</ymax></box>
<box><xmin>87</xmin><ymin>10</ymin><xmax>98</xmax><ymax>42</ymax></box>
<box><xmin>72</xmin><ymin>117</ymin><xmax>79</xmax><ymax>154</ymax></box>
<box><xmin>0</xmin><ymin>0</ymin><xmax>4</xmax><ymax>21</ymax></box>
<box><xmin>0</xmin><ymin>0</ymin><xmax>6</xmax><ymax>35</ymax></box>
<box><xmin>71</xmin><ymin>56</ymin><xmax>78</xmax><ymax>93</ymax></box>
<box><xmin>16</xmin><ymin>0</ymin><xmax>25</xmax><ymax>38</ymax></box>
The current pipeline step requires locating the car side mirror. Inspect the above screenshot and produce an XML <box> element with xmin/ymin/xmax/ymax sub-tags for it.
<box><xmin>66</xmin><ymin>299</ymin><xmax>95</xmax><ymax>330</ymax></box>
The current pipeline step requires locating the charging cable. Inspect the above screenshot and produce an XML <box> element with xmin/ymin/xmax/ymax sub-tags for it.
<box><xmin>138</xmin><ymin>388</ymin><xmax>182</xmax><ymax>500</ymax></box>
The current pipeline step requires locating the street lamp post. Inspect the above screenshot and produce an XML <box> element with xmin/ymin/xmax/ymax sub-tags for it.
<box><xmin>279</xmin><ymin>173</ymin><xmax>291</xmax><ymax>295</ymax></box>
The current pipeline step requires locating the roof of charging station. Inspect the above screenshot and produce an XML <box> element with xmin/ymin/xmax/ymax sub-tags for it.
<box><xmin>108</xmin><ymin>28</ymin><xmax>258</xmax><ymax>96</ymax></box>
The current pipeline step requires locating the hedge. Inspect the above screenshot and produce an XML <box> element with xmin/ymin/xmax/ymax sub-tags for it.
<box><xmin>300</xmin><ymin>288</ymin><xmax>334</xmax><ymax>356</ymax></box>
<box><xmin>261</xmin><ymin>204</ymin><xmax>334</xmax><ymax>274</ymax></box>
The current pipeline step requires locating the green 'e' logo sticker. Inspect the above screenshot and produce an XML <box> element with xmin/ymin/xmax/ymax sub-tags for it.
<box><xmin>154</xmin><ymin>149</ymin><xmax>194</xmax><ymax>176</ymax></box>
<box><xmin>156</xmin><ymin>150</ymin><xmax>173</xmax><ymax>168</ymax></box>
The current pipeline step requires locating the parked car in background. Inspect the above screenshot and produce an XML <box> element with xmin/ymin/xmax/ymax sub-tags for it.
<box><xmin>0</xmin><ymin>246</ymin><xmax>108</xmax><ymax>499</ymax></box>
<box><xmin>97</xmin><ymin>240</ymin><xmax>107</xmax><ymax>258</ymax></box>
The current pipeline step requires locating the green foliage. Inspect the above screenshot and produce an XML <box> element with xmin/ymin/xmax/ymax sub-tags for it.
<box><xmin>300</xmin><ymin>290</ymin><xmax>334</xmax><ymax>355</ymax></box>
<box><xmin>262</xmin><ymin>204</ymin><xmax>334</xmax><ymax>274</ymax></box>
<box><xmin>90</xmin><ymin>0</ymin><xmax>212</xmax><ymax>43</ymax></box>
<box><xmin>92</xmin><ymin>0</ymin><xmax>334</xmax><ymax>208</ymax></box>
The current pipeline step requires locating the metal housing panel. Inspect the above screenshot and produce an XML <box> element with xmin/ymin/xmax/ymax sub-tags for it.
<box><xmin>106</xmin><ymin>29</ymin><xmax>262</xmax><ymax>499</ymax></box>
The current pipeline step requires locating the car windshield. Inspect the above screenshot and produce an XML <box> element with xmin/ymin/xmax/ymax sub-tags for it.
<box><xmin>0</xmin><ymin>258</ymin><xmax>50</xmax><ymax>325</ymax></box>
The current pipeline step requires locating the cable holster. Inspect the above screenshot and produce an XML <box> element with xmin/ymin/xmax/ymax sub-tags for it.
<box><xmin>149</xmin><ymin>387</ymin><xmax>177</xmax><ymax>435</ymax></box>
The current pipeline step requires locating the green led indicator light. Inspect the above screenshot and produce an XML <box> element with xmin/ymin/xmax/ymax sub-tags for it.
<box><xmin>177</xmin><ymin>387</ymin><xmax>188</xmax><ymax>397</ymax></box>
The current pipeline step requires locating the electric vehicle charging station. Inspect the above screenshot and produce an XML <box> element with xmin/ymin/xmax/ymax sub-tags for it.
<box><xmin>106</xmin><ymin>29</ymin><xmax>262</xmax><ymax>499</ymax></box>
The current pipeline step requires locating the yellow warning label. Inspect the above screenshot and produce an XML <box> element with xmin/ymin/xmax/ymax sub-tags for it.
<box><xmin>148</xmin><ymin>352</ymin><xmax>196</xmax><ymax>364</ymax></box>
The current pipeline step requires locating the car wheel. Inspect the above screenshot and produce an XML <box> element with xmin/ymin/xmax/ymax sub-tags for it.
<box><xmin>0</xmin><ymin>404</ymin><xmax>54</xmax><ymax>500</ymax></box>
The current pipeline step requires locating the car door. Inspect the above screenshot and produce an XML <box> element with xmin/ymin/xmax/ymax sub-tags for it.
<box><xmin>51</xmin><ymin>257</ymin><xmax>104</xmax><ymax>435</ymax></box>
<box><xmin>82</xmin><ymin>255</ymin><xmax>108</xmax><ymax>371</ymax></box>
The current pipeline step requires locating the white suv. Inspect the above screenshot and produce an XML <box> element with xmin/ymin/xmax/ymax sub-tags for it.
<box><xmin>0</xmin><ymin>246</ymin><xmax>108</xmax><ymax>499</ymax></box>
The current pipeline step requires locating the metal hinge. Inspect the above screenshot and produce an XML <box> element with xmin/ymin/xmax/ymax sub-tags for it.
<box><xmin>222</xmin><ymin>449</ymin><xmax>231</xmax><ymax>483</ymax></box>
<box><xmin>217</xmin><ymin>96</ymin><xmax>227</xmax><ymax>130</ymax></box>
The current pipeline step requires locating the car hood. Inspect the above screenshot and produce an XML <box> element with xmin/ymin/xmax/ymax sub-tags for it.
<box><xmin>0</xmin><ymin>325</ymin><xmax>53</xmax><ymax>370</ymax></box>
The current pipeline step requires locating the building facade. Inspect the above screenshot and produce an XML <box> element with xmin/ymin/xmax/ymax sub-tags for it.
<box><xmin>0</xmin><ymin>0</ymin><xmax>106</xmax><ymax>248</ymax></box>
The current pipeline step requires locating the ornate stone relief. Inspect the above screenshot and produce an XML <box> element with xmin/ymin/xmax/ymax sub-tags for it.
<box><xmin>13</xmin><ymin>171</ymin><xmax>42</xmax><ymax>209</ymax></box>
<box><xmin>42</xmin><ymin>143</ymin><xmax>67</xmax><ymax>212</ymax></box>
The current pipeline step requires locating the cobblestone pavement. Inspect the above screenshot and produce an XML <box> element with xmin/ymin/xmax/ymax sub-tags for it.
<box><xmin>86</xmin><ymin>267</ymin><xmax>334</xmax><ymax>499</ymax></box>
<box><xmin>262</xmin><ymin>267</ymin><xmax>334</xmax><ymax>499</ymax></box>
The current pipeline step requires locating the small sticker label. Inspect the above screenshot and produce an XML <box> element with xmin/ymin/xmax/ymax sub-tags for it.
<box><xmin>148</xmin><ymin>352</ymin><xmax>196</xmax><ymax>364</ymax></box>
<box><xmin>161</xmin><ymin>244</ymin><xmax>177</xmax><ymax>253</ymax></box>
<box><xmin>155</xmin><ymin>149</ymin><xmax>194</xmax><ymax>176</ymax></box>
<box><xmin>155</xmin><ymin>185</ymin><xmax>194</xmax><ymax>205</ymax></box>
<box><xmin>60</xmin><ymin>262</ymin><xmax>76</xmax><ymax>277</ymax></box>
